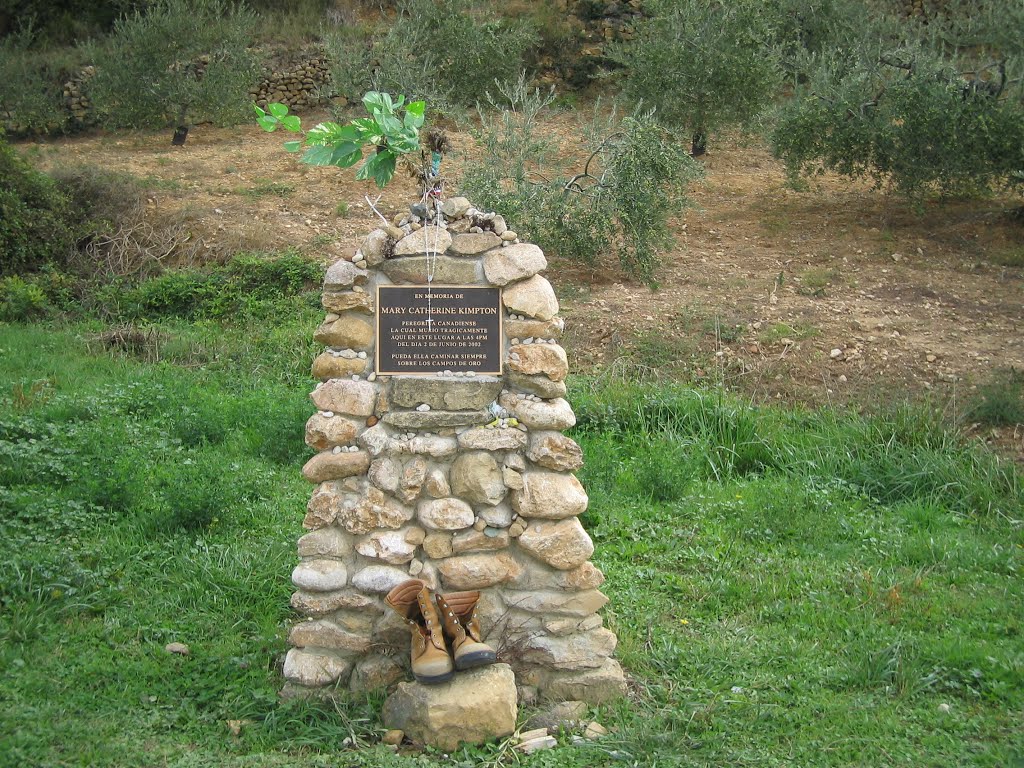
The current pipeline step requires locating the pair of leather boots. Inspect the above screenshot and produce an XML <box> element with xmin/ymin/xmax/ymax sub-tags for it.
<box><xmin>384</xmin><ymin>578</ymin><xmax>497</xmax><ymax>685</ymax></box>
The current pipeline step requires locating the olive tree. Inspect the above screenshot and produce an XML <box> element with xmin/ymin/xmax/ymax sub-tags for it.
<box><xmin>89</xmin><ymin>0</ymin><xmax>260</xmax><ymax>144</ymax></box>
<box><xmin>771</xmin><ymin>0</ymin><xmax>1024</xmax><ymax>199</ymax></box>
<box><xmin>609</xmin><ymin>0</ymin><xmax>780</xmax><ymax>155</ymax></box>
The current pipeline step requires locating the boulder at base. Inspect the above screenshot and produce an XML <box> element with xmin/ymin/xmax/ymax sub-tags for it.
<box><xmin>382</xmin><ymin>663</ymin><xmax>517</xmax><ymax>750</ymax></box>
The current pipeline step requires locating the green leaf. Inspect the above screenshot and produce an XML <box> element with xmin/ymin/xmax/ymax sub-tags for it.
<box><xmin>256</xmin><ymin>114</ymin><xmax>279</xmax><ymax>132</ymax></box>
<box><xmin>301</xmin><ymin>146</ymin><xmax>336</xmax><ymax>166</ymax></box>
<box><xmin>404</xmin><ymin>100</ymin><xmax>426</xmax><ymax>130</ymax></box>
<box><xmin>362</xmin><ymin>91</ymin><xmax>388</xmax><ymax>114</ymax></box>
<box><xmin>268</xmin><ymin>103</ymin><xmax>289</xmax><ymax>119</ymax></box>
<box><xmin>330</xmin><ymin>142</ymin><xmax>363</xmax><ymax>167</ymax></box>
<box><xmin>280</xmin><ymin>115</ymin><xmax>302</xmax><ymax>132</ymax></box>
<box><xmin>252</xmin><ymin>103</ymin><xmax>267</xmax><ymax>118</ymax></box>
<box><xmin>376</xmin><ymin>110</ymin><xmax>403</xmax><ymax>137</ymax></box>
<box><xmin>282</xmin><ymin>140</ymin><xmax>303</xmax><ymax>153</ymax></box>
<box><xmin>357</xmin><ymin>151</ymin><xmax>397</xmax><ymax>188</ymax></box>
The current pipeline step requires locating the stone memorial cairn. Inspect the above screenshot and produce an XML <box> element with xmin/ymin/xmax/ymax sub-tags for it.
<box><xmin>284</xmin><ymin>196</ymin><xmax>626</xmax><ymax>744</ymax></box>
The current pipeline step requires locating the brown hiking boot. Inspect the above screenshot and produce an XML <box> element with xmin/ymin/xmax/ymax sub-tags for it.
<box><xmin>435</xmin><ymin>591</ymin><xmax>497</xmax><ymax>671</ymax></box>
<box><xmin>384</xmin><ymin>579</ymin><xmax>454</xmax><ymax>685</ymax></box>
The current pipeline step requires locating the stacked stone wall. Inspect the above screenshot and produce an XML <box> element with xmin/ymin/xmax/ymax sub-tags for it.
<box><xmin>284</xmin><ymin>197</ymin><xmax>627</xmax><ymax>706</ymax></box>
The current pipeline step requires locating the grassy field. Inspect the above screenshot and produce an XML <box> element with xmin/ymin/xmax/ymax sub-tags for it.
<box><xmin>1</xmin><ymin>301</ymin><xmax>1022</xmax><ymax>766</ymax></box>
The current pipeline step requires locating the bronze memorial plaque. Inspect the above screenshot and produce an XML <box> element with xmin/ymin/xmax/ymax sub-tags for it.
<box><xmin>376</xmin><ymin>285</ymin><xmax>503</xmax><ymax>375</ymax></box>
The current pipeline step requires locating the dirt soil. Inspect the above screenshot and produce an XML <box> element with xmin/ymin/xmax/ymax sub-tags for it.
<box><xmin>28</xmin><ymin>111</ymin><xmax>1024</xmax><ymax>455</ymax></box>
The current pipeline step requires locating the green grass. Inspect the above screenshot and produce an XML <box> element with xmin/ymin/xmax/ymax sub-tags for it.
<box><xmin>0</xmin><ymin>315</ymin><xmax>1021</xmax><ymax>766</ymax></box>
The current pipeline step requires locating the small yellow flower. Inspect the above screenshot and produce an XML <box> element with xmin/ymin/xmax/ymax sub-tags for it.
<box><xmin>679</xmin><ymin>619</ymin><xmax>689</xmax><ymax>626</ymax></box>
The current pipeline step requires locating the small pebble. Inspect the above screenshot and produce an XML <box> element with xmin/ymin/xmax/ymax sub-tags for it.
<box><xmin>165</xmin><ymin>642</ymin><xmax>190</xmax><ymax>656</ymax></box>
<box><xmin>333</xmin><ymin>446</ymin><xmax>342</xmax><ymax>455</ymax></box>
<box><xmin>352</xmin><ymin>374</ymin><xmax>361</xmax><ymax>380</ymax></box>
<box><xmin>511</xmin><ymin>338</ymin><xmax>521</xmax><ymax>345</ymax></box>
<box><xmin>416</xmin><ymin>403</ymin><xmax>431</xmax><ymax>412</ymax></box>
<box><xmin>368</xmin><ymin>372</ymin><xmax>377</xmax><ymax>382</ymax></box>
<box><xmin>321</xmin><ymin>411</ymin><xmax>334</xmax><ymax>418</ymax></box>
<box><xmin>353</xmin><ymin>285</ymin><xmax>365</xmax><ymax>293</ymax></box>
<box><xmin>357</xmin><ymin>351</ymin><xmax>367</xmax><ymax>359</ymax></box>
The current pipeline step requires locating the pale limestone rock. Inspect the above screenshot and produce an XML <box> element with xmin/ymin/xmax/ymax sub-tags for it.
<box><xmin>393</xmin><ymin>225</ymin><xmax>452</xmax><ymax>256</ymax></box>
<box><xmin>297</xmin><ymin>527</ymin><xmax>353</xmax><ymax>558</ymax></box>
<box><xmin>543</xmin><ymin>615</ymin><xmax>603</xmax><ymax>637</ymax></box>
<box><xmin>356</xmin><ymin>527</ymin><xmax>420</xmax><ymax>564</ymax></box>
<box><xmin>292</xmin><ymin>559</ymin><xmax>347</xmax><ymax>591</ymax></box>
<box><xmin>452</xmin><ymin>528</ymin><xmax>510</xmax><ymax>554</ymax></box>
<box><xmin>419</xmin><ymin>560</ymin><xmax>440</xmax><ymax>591</ymax></box>
<box><xmin>289</xmin><ymin>619</ymin><xmax>372</xmax><ymax>653</ymax></box>
<box><xmin>322</xmin><ymin>290</ymin><xmax>373</xmax><ymax>314</ymax></box>
<box><xmin>457</xmin><ymin>427</ymin><xmax>528</xmax><ymax>452</ymax></box>
<box><xmin>290</xmin><ymin>589</ymin><xmax>381</xmax><ymax>617</ymax></box>
<box><xmin>283</xmin><ymin>648</ymin><xmax>351</xmax><ymax>687</ymax></box>
<box><xmin>545</xmin><ymin>658</ymin><xmax>627</xmax><ymax>704</ymax></box>
<box><xmin>516</xmin><ymin>735</ymin><xmax>557</xmax><ymax>754</ymax></box>
<box><xmin>351</xmin><ymin>564</ymin><xmax>414</xmax><ymax>593</ymax></box>
<box><xmin>399</xmin><ymin>456</ymin><xmax>427</xmax><ymax>503</ymax></box>
<box><xmin>302</xmin><ymin>450</ymin><xmax>370</xmax><ymax>483</ymax></box>
<box><xmin>305</xmin><ymin>482</ymin><xmax>344</xmax><ymax>528</ymax></box>
<box><xmin>323</xmin><ymin>259</ymin><xmax>368</xmax><ymax>290</ymax></box>
<box><xmin>447</xmin><ymin>217</ymin><xmax>472</xmax><ymax>233</ymax></box>
<box><xmin>422</xmin><ymin>532</ymin><xmax>453</xmax><ymax>559</ymax></box>
<box><xmin>313</xmin><ymin>314</ymin><xmax>374</xmax><ymax>349</ymax></box>
<box><xmin>525</xmin><ymin>700</ymin><xmax>588</xmax><ymax>732</ymax></box>
<box><xmin>521</xmin><ymin>628</ymin><xmax>617</xmax><ymax>670</ymax></box>
<box><xmin>424</xmin><ymin>468</ymin><xmax>451</xmax><ymax>498</ymax></box>
<box><xmin>517</xmin><ymin>517</ymin><xmax>594</xmax><ymax>570</ymax></box>
<box><xmin>311</xmin><ymin>379</ymin><xmax>377</xmax><ymax>417</ymax></box>
<box><xmin>395</xmin><ymin>434</ymin><xmax>459</xmax><ymax>459</ymax></box>
<box><xmin>478</xmin><ymin>503</ymin><xmax>514</xmax><ymax>528</ymax></box>
<box><xmin>499</xmin><ymin>393</ymin><xmax>576</xmax><ymax>430</ymax></box>
<box><xmin>505</xmin><ymin>453</ymin><xmax>526</xmax><ymax>472</ymax></box>
<box><xmin>382</xmin><ymin>664</ymin><xmax>517</xmax><ymax>750</ymax></box>
<box><xmin>350</xmin><ymin>654</ymin><xmax>407</xmax><ymax>692</ymax></box>
<box><xmin>507</xmin><ymin>371</ymin><xmax>567</xmax><ymax>399</ymax></box>
<box><xmin>449</xmin><ymin>231</ymin><xmax>501</xmax><ymax>255</ymax></box>
<box><xmin>505</xmin><ymin>316</ymin><xmax>564</xmax><ymax>341</ymax></box>
<box><xmin>441</xmin><ymin>196</ymin><xmax>472</xmax><ymax>218</ymax></box>
<box><xmin>503</xmin><ymin>588</ymin><xmax>608</xmax><ymax>617</ymax></box>
<box><xmin>337</xmin><ymin>486</ymin><xmax>414</xmax><ymax>534</ymax></box>
<box><xmin>511</xmin><ymin>472</ymin><xmax>588</xmax><ymax>520</ymax></box>
<box><xmin>497</xmin><ymin>466</ymin><xmax>519</xmax><ymax>490</ymax></box>
<box><xmin>381</xmin><ymin>255</ymin><xmax>482</xmax><ymax>285</ymax></box>
<box><xmin>438</xmin><ymin>552</ymin><xmax>521</xmax><ymax>589</ymax></box>
<box><xmin>502</xmin><ymin>275</ymin><xmax>559</xmax><ymax>321</ymax></box>
<box><xmin>384</xmin><ymin>409</ymin><xmax>490</xmax><ymax>430</ymax></box>
<box><xmin>513</xmin><ymin>561</ymin><xmax>606</xmax><ymax>591</ymax></box>
<box><xmin>418</xmin><ymin>498</ymin><xmax>475</xmax><ymax>530</ymax></box>
<box><xmin>507</xmin><ymin>343</ymin><xmax>568</xmax><ymax>381</ymax></box>
<box><xmin>527</xmin><ymin>432</ymin><xmax>584</xmax><ymax>472</ymax></box>
<box><xmin>450</xmin><ymin>452</ymin><xmax>506</xmax><ymax>506</ymax></box>
<box><xmin>360</xmin><ymin>228</ymin><xmax>391</xmax><ymax>267</ymax></box>
<box><xmin>358</xmin><ymin>423</ymin><xmax>393</xmax><ymax>457</ymax></box>
<box><xmin>305</xmin><ymin>413</ymin><xmax>361</xmax><ymax>451</ymax></box>
<box><xmin>390</xmin><ymin>377</ymin><xmax>503</xmax><ymax>410</ymax></box>
<box><xmin>311</xmin><ymin>352</ymin><xmax>367</xmax><ymax>380</ymax></box>
<box><xmin>483</xmin><ymin>243</ymin><xmax>547</xmax><ymax>286</ymax></box>
<box><xmin>330</xmin><ymin>609</ymin><xmax>377</xmax><ymax>635</ymax></box>
<box><xmin>369</xmin><ymin>457</ymin><xmax>401</xmax><ymax>495</ymax></box>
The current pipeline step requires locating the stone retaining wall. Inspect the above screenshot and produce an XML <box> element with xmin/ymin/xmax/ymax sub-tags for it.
<box><xmin>284</xmin><ymin>197</ymin><xmax>627</xmax><ymax>706</ymax></box>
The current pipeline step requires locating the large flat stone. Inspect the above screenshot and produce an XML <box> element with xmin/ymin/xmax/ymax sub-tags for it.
<box><xmin>517</xmin><ymin>517</ymin><xmax>594</xmax><ymax>570</ymax></box>
<box><xmin>505</xmin><ymin>316</ymin><xmax>564</xmax><ymax>341</ymax></box>
<box><xmin>383</xmin><ymin>409</ymin><xmax>490</xmax><ymax>429</ymax></box>
<box><xmin>381</xmin><ymin>255</ymin><xmax>481</xmax><ymax>285</ymax></box>
<box><xmin>323</xmin><ymin>259</ymin><xmax>368</xmax><ymax>291</ymax></box>
<box><xmin>506</xmin><ymin>371</ymin><xmax>567</xmax><ymax>399</ymax></box>
<box><xmin>503</xmin><ymin>588</ymin><xmax>608</xmax><ymax>617</ymax></box>
<box><xmin>483</xmin><ymin>243</ymin><xmax>547</xmax><ymax>285</ymax></box>
<box><xmin>301</xmin><ymin>450</ymin><xmax>370</xmax><ymax>483</ymax></box>
<box><xmin>457</xmin><ymin>427</ymin><xmax>528</xmax><ymax>452</ymax></box>
<box><xmin>502</xmin><ymin>275</ymin><xmax>559</xmax><ymax>321</ymax></box>
<box><xmin>290</xmin><ymin>589</ymin><xmax>381</xmax><ymax>617</ymax></box>
<box><xmin>283</xmin><ymin>648</ymin><xmax>352</xmax><ymax>688</ymax></box>
<box><xmin>322</xmin><ymin>290</ymin><xmax>373</xmax><ymax>314</ymax></box>
<box><xmin>289</xmin><ymin>619</ymin><xmax>372</xmax><ymax>653</ymax></box>
<box><xmin>304</xmin><ymin>413</ymin><xmax>362</xmax><ymax>451</ymax></box>
<box><xmin>499</xmin><ymin>393</ymin><xmax>576</xmax><ymax>430</ymax></box>
<box><xmin>544</xmin><ymin>658</ymin><xmax>627</xmax><ymax>704</ymax></box>
<box><xmin>418</xmin><ymin>497</ymin><xmax>475</xmax><ymax>530</ymax></box>
<box><xmin>520</xmin><ymin>628</ymin><xmax>617</xmax><ymax>670</ymax></box>
<box><xmin>393</xmin><ymin>225</ymin><xmax>452</xmax><ymax>256</ymax></box>
<box><xmin>336</xmin><ymin>486</ymin><xmax>415</xmax><ymax>534</ymax></box>
<box><xmin>382</xmin><ymin>664</ymin><xmax>518</xmax><ymax>750</ymax></box>
<box><xmin>449</xmin><ymin>231</ymin><xmax>501</xmax><ymax>255</ymax></box>
<box><xmin>450</xmin><ymin>452</ymin><xmax>506</xmax><ymax>506</ymax></box>
<box><xmin>313</xmin><ymin>314</ymin><xmax>374</xmax><ymax>349</ymax></box>
<box><xmin>311</xmin><ymin>379</ymin><xmax>377</xmax><ymax>417</ymax></box>
<box><xmin>292</xmin><ymin>559</ymin><xmax>348</xmax><ymax>591</ymax></box>
<box><xmin>527</xmin><ymin>432</ymin><xmax>584</xmax><ymax>472</ymax></box>
<box><xmin>507</xmin><ymin>344</ymin><xmax>568</xmax><ymax>381</ymax></box>
<box><xmin>438</xmin><ymin>552</ymin><xmax>522</xmax><ymax>589</ymax></box>
<box><xmin>511</xmin><ymin>471</ymin><xmax>588</xmax><ymax>519</ymax></box>
<box><xmin>390</xmin><ymin>377</ymin><xmax>503</xmax><ymax>410</ymax></box>
<box><xmin>311</xmin><ymin>353</ymin><xmax>368</xmax><ymax>380</ymax></box>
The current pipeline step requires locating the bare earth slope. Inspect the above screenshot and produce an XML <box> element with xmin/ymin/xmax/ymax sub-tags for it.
<box><xmin>31</xmin><ymin>114</ymin><xmax>1023</xmax><ymax>452</ymax></box>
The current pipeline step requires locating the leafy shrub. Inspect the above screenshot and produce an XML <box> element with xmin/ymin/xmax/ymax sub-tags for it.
<box><xmin>0</xmin><ymin>276</ymin><xmax>50</xmax><ymax>321</ymax></box>
<box><xmin>148</xmin><ymin>452</ymin><xmax>244</xmax><ymax>533</ymax></box>
<box><xmin>323</xmin><ymin>0</ymin><xmax>538</xmax><ymax>109</ymax></box>
<box><xmin>771</xmin><ymin>2</ymin><xmax>1024</xmax><ymax>198</ymax></box>
<box><xmin>609</xmin><ymin>0</ymin><xmax>781</xmax><ymax>155</ymax></box>
<box><xmin>93</xmin><ymin>251</ymin><xmax>324</xmax><ymax>321</ymax></box>
<box><xmin>0</xmin><ymin>26</ymin><xmax>69</xmax><ymax>135</ymax></box>
<box><xmin>88</xmin><ymin>0</ymin><xmax>260</xmax><ymax>137</ymax></box>
<box><xmin>0</xmin><ymin>138</ymin><xmax>75</xmax><ymax>275</ymax></box>
<box><xmin>965</xmin><ymin>369</ymin><xmax>1024</xmax><ymax>428</ymax></box>
<box><xmin>460</xmin><ymin>76</ymin><xmax>699</xmax><ymax>284</ymax></box>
